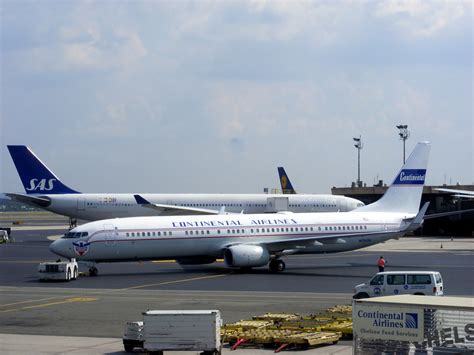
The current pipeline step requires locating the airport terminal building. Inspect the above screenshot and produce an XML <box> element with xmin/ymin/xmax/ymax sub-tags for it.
<box><xmin>332</xmin><ymin>184</ymin><xmax>474</xmax><ymax>237</ymax></box>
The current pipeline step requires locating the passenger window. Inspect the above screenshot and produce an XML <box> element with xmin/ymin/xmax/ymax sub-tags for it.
<box><xmin>147</xmin><ymin>232</ymin><xmax>151</xmax><ymax>237</ymax></box>
<box><xmin>169</xmin><ymin>232</ymin><xmax>172</xmax><ymax>236</ymax></box>
<box><xmin>158</xmin><ymin>232</ymin><xmax>161</xmax><ymax>236</ymax></box>
<box><xmin>435</xmin><ymin>274</ymin><xmax>442</xmax><ymax>283</ymax></box>
<box><xmin>408</xmin><ymin>275</ymin><xmax>431</xmax><ymax>285</ymax></box>
<box><xmin>370</xmin><ymin>275</ymin><xmax>384</xmax><ymax>285</ymax></box>
<box><xmin>163</xmin><ymin>232</ymin><xmax>167</xmax><ymax>236</ymax></box>
<box><xmin>387</xmin><ymin>275</ymin><xmax>405</xmax><ymax>285</ymax></box>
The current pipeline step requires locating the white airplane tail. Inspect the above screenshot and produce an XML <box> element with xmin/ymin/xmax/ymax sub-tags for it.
<box><xmin>354</xmin><ymin>142</ymin><xmax>430</xmax><ymax>215</ymax></box>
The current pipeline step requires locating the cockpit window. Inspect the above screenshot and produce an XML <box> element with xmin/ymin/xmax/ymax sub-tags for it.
<box><xmin>63</xmin><ymin>232</ymin><xmax>88</xmax><ymax>238</ymax></box>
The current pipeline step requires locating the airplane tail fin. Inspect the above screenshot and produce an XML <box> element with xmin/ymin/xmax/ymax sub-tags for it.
<box><xmin>7</xmin><ymin>145</ymin><xmax>80</xmax><ymax>194</ymax></box>
<box><xmin>354</xmin><ymin>142</ymin><xmax>430</xmax><ymax>215</ymax></box>
<box><xmin>277</xmin><ymin>167</ymin><xmax>297</xmax><ymax>194</ymax></box>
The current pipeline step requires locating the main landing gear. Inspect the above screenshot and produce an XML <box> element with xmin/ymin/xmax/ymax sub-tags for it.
<box><xmin>269</xmin><ymin>259</ymin><xmax>285</xmax><ymax>272</ymax></box>
<box><xmin>89</xmin><ymin>266</ymin><xmax>98</xmax><ymax>277</ymax></box>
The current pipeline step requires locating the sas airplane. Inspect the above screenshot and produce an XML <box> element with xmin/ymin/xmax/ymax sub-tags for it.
<box><xmin>277</xmin><ymin>167</ymin><xmax>297</xmax><ymax>194</ymax></box>
<box><xmin>6</xmin><ymin>146</ymin><xmax>364</xmax><ymax>222</ymax></box>
<box><xmin>50</xmin><ymin>142</ymin><xmax>430</xmax><ymax>276</ymax></box>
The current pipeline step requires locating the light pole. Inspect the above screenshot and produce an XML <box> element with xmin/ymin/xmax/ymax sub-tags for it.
<box><xmin>353</xmin><ymin>136</ymin><xmax>363</xmax><ymax>187</ymax></box>
<box><xmin>396</xmin><ymin>125</ymin><xmax>410</xmax><ymax>163</ymax></box>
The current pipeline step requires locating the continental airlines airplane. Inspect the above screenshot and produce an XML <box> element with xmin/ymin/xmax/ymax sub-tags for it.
<box><xmin>6</xmin><ymin>145</ymin><xmax>364</xmax><ymax>221</ymax></box>
<box><xmin>49</xmin><ymin>142</ymin><xmax>430</xmax><ymax>275</ymax></box>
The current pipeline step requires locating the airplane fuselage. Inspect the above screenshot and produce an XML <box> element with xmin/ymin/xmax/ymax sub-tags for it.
<box><xmin>50</xmin><ymin>211</ymin><xmax>409</xmax><ymax>262</ymax></box>
<box><xmin>32</xmin><ymin>193</ymin><xmax>364</xmax><ymax>221</ymax></box>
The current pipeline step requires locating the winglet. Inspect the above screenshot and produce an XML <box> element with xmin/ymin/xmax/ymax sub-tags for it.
<box><xmin>134</xmin><ymin>194</ymin><xmax>151</xmax><ymax>205</ymax></box>
<box><xmin>405</xmin><ymin>201</ymin><xmax>430</xmax><ymax>232</ymax></box>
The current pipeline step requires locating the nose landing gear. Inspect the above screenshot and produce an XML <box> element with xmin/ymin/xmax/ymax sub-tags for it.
<box><xmin>269</xmin><ymin>259</ymin><xmax>285</xmax><ymax>272</ymax></box>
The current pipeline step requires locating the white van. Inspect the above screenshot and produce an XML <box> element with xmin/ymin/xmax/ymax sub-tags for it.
<box><xmin>353</xmin><ymin>271</ymin><xmax>443</xmax><ymax>299</ymax></box>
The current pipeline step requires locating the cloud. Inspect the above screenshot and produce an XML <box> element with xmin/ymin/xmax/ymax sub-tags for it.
<box><xmin>374</xmin><ymin>0</ymin><xmax>468</xmax><ymax>38</ymax></box>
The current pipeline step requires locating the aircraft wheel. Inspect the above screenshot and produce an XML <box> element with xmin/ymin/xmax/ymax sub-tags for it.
<box><xmin>269</xmin><ymin>259</ymin><xmax>285</xmax><ymax>272</ymax></box>
<box><xmin>89</xmin><ymin>267</ymin><xmax>98</xmax><ymax>277</ymax></box>
<box><xmin>67</xmin><ymin>269</ymin><xmax>71</xmax><ymax>281</ymax></box>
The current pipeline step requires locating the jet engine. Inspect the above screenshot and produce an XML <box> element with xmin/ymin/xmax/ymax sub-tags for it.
<box><xmin>224</xmin><ymin>244</ymin><xmax>270</xmax><ymax>268</ymax></box>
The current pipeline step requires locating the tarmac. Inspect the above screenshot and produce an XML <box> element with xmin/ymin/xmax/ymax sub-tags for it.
<box><xmin>0</xmin><ymin>333</ymin><xmax>352</xmax><ymax>354</ymax></box>
<box><xmin>1</xmin><ymin>212</ymin><xmax>473</xmax><ymax>354</ymax></box>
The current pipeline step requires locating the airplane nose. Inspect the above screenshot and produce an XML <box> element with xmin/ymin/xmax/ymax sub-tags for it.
<box><xmin>49</xmin><ymin>239</ymin><xmax>68</xmax><ymax>257</ymax></box>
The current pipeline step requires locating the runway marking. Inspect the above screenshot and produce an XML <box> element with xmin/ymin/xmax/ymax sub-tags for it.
<box><xmin>151</xmin><ymin>258</ymin><xmax>225</xmax><ymax>263</ymax></box>
<box><xmin>0</xmin><ymin>296</ymin><xmax>64</xmax><ymax>308</ymax></box>
<box><xmin>0</xmin><ymin>297</ymin><xmax>97</xmax><ymax>313</ymax></box>
<box><xmin>118</xmin><ymin>274</ymin><xmax>229</xmax><ymax>291</ymax></box>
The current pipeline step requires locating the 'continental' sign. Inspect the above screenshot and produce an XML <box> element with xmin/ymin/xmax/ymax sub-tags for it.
<box><xmin>353</xmin><ymin>304</ymin><xmax>424</xmax><ymax>342</ymax></box>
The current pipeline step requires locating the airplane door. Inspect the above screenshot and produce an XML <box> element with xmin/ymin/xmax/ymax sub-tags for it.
<box><xmin>77</xmin><ymin>198</ymin><xmax>86</xmax><ymax>211</ymax></box>
<box><xmin>104</xmin><ymin>224</ymin><xmax>117</xmax><ymax>246</ymax></box>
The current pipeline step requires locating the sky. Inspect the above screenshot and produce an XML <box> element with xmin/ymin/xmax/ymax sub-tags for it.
<box><xmin>1</xmin><ymin>0</ymin><xmax>472</xmax><ymax>195</ymax></box>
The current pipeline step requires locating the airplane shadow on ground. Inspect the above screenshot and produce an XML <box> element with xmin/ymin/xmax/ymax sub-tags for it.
<box><xmin>52</xmin><ymin>263</ymin><xmax>378</xmax><ymax>280</ymax></box>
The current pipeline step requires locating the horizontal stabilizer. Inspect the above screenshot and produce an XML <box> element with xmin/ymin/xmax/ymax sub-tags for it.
<box><xmin>6</xmin><ymin>193</ymin><xmax>51</xmax><ymax>207</ymax></box>
<box><xmin>403</xmin><ymin>202</ymin><xmax>429</xmax><ymax>232</ymax></box>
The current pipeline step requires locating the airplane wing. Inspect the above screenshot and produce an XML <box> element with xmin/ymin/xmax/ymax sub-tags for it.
<box><xmin>6</xmin><ymin>193</ymin><xmax>51</xmax><ymax>208</ymax></box>
<box><xmin>256</xmin><ymin>230</ymin><xmax>388</xmax><ymax>253</ymax></box>
<box><xmin>134</xmin><ymin>195</ymin><xmax>232</xmax><ymax>216</ymax></box>
<box><xmin>231</xmin><ymin>205</ymin><xmax>431</xmax><ymax>254</ymax></box>
<box><xmin>435</xmin><ymin>188</ymin><xmax>474</xmax><ymax>199</ymax></box>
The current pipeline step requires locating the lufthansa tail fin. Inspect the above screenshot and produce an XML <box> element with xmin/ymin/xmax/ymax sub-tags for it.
<box><xmin>7</xmin><ymin>145</ymin><xmax>80</xmax><ymax>194</ymax></box>
<box><xmin>354</xmin><ymin>142</ymin><xmax>430</xmax><ymax>215</ymax></box>
<box><xmin>277</xmin><ymin>167</ymin><xmax>297</xmax><ymax>194</ymax></box>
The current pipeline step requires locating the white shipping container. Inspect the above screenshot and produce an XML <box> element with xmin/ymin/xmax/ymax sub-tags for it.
<box><xmin>143</xmin><ymin>310</ymin><xmax>222</xmax><ymax>355</ymax></box>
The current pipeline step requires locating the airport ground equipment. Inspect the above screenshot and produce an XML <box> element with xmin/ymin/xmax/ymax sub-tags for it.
<box><xmin>38</xmin><ymin>258</ymin><xmax>78</xmax><ymax>281</ymax></box>
<box><xmin>221</xmin><ymin>306</ymin><xmax>352</xmax><ymax>351</ymax></box>
<box><xmin>0</xmin><ymin>227</ymin><xmax>11</xmax><ymax>243</ymax></box>
<box><xmin>122</xmin><ymin>321</ymin><xmax>143</xmax><ymax>352</ymax></box>
<box><xmin>353</xmin><ymin>271</ymin><xmax>444</xmax><ymax>299</ymax></box>
<box><xmin>123</xmin><ymin>310</ymin><xmax>222</xmax><ymax>354</ymax></box>
<box><xmin>353</xmin><ymin>295</ymin><xmax>474</xmax><ymax>354</ymax></box>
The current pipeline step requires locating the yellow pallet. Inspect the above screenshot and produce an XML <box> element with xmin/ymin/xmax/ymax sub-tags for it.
<box><xmin>223</xmin><ymin>320</ymin><xmax>273</xmax><ymax>330</ymax></box>
<box><xmin>326</xmin><ymin>305</ymin><xmax>352</xmax><ymax>314</ymax></box>
<box><xmin>275</xmin><ymin>331</ymin><xmax>341</xmax><ymax>346</ymax></box>
<box><xmin>223</xmin><ymin>328</ymin><xmax>299</xmax><ymax>344</ymax></box>
<box><xmin>253</xmin><ymin>313</ymin><xmax>300</xmax><ymax>322</ymax></box>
